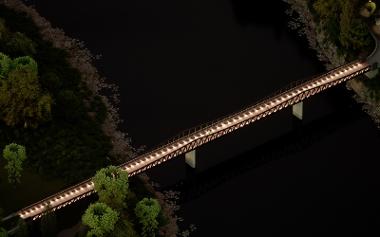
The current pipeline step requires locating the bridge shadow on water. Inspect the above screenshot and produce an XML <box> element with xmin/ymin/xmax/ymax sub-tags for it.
<box><xmin>160</xmin><ymin>101</ymin><xmax>366</xmax><ymax>204</ymax></box>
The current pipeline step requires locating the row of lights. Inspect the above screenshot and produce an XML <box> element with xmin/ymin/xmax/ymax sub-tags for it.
<box><xmin>20</xmin><ymin>182</ymin><xmax>94</xmax><ymax>219</ymax></box>
<box><xmin>18</xmin><ymin>61</ymin><xmax>367</xmax><ymax>220</ymax></box>
<box><xmin>122</xmin><ymin>83</ymin><xmax>301</xmax><ymax>173</ymax></box>
<box><xmin>122</xmin><ymin>62</ymin><xmax>368</xmax><ymax>175</ymax></box>
<box><xmin>31</xmin><ymin>191</ymin><xmax>95</xmax><ymax>221</ymax></box>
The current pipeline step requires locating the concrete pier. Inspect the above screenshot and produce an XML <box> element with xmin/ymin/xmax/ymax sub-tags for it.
<box><xmin>185</xmin><ymin>150</ymin><xmax>196</xmax><ymax>168</ymax></box>
<box><xmin>292</xmin><ymin>102</ymin><xmax>303</xmax><ymax>120</ymax></box>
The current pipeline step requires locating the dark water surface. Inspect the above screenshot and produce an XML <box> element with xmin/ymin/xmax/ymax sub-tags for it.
<box><xmin>34</xmin><ymin>0</ymin><xmax>380</xmax><ymax>235</ymax></box>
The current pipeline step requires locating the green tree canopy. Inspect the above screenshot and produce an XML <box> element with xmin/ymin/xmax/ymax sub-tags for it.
<box><xmin>313</xmin><ymin>0</ymin><xmax>339</xmax><ymax>19</ymax></box>
<box><xmin>6</xmin><ymin>32</ymin><xmax>36</xmax><ymax>56</ymax></box>
<box><xmin>134</xmin><ymin>198</ymin><xmax>161</xmax><ymax>237</ymax></box>
<box><xmin>2</xmin><ymin>143</ymin><xmax>26</xmax><ymax>184</ymax></box>
<box><xmin>93</xmin><ymin>166</ymin><xmax>129</xmax><ymax>210</ymax></box>
<box><xmin>0</xmin><ymin>53</ymin><xmax>11</xmax><ymax>79</ymax></box>
<box><xmin>339</xmin><ymin>0</ymin><xmax>372</xmax><ymax>51</ymax></box>
<box><xmin>12</xmin><ymin>56</ymin><xmax>38</xmax><ymax>73</ymax></box>
<box><xmin>82</xmin><ymin>202</ymin><xmax>119</xmax><ymax>237</ymax></box>
<box><xmin>0</xmin><ymin>54</ymin><xmax>52</xmax><ymax>128</ymax></box>
<box><xmin>313</xmin><ymin>0</ymin><xmax>371</xmax><ymax>54</ymax></box>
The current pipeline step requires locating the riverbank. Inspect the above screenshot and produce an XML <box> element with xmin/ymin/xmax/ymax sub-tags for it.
<box><xmin>0</xmin><ymin>0</ymin><xmax>136</xmax><ymax>162</ymax></box>
<box><xmin>0</xmin><ymin>0</ymin><xmax>179</xmax><ymax>235</ymax></box>
<box><xmin>283</xmin><ymin>0</ymin><xmax>380</xmax><ymax>126</ymax></box>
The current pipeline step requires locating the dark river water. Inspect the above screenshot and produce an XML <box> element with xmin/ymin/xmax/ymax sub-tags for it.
<box><xmin>32</xmin><ymin>0</ymin><xmax>380</xmax><ymax>235</ymax></box>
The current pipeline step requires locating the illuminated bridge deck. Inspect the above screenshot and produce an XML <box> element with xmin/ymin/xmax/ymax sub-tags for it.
<box><xmin>17</xmin><ymin>60</ymin><xmax>371</xmax><ymax>220</ymax></box>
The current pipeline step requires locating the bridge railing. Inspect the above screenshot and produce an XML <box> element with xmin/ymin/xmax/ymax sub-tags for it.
<box><xmin>16</xmin><ymin>60</ymin><xmax>367</xmax><ymax>220</ymax></box>
<box><xmin>128</xmin><ymin>60</ymin><xmax>363</xmax><ymax>164</ymax></box>
<box><xmin>16</xmin><ymin>178</ymin><xmax>93</xmax><ymax>217</ymax></box>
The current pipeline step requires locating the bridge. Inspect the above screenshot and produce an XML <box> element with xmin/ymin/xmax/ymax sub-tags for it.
<box><xmin>13</xmin><ymin>59</ymin><xmax>372</xmax><ymax>220</ymax></box>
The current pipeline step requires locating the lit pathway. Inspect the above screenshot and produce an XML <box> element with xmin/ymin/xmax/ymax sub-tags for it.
<box><xmin>17</xmin><ymin>60</ymin><xmax>371</xmax><ymax>220</ymax></box>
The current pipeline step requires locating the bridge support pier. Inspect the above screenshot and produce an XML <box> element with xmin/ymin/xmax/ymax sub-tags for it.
<box><xmin>185</xmin><ymin>150</ymin><xmax>196</xmax><ymax>168</ymax></box>
<box><xmin>365</xmin><ymin>68</ymin><xmax>378</xmax><ymax>79</ymax></box>
<box><xmin>292</xmin><ymin>102</ymin><xmax>303</xmax><ymax>120</ymax></box>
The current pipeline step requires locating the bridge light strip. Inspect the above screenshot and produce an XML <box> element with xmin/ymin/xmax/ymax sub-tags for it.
<box><xmin>47</xmin><ymin>65</ymin><xmax>368</xmax><ymax>217</ymax></box>
<box><xmin>18</xmin><ymin>61</ymin><xmax>369</xmax><ymax>220</ymax></box>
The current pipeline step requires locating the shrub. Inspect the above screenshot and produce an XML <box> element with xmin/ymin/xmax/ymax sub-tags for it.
<box><xmin>2</xmin><ymin>143</ymin><xmax>27</xmax><ymax>184</ymax></box>
<box><xmin>0</xmin><ymin>2</ymin><xmax>114</xmax><ymax>182</ymax></box>
<box><xmin>135</xmin><ymin>198</ymin><xmax>161</xmax><ymax>237</ymax></box>
<box><xmin>82</xmin><ymin>202</ymin><xmax>119</xmax><ymax>237</ymax></box>
<box><xmin>0</xmin><ymin>52</ymin><xmax>11</xmax><ymax>79</ymax></box>
<box><xmin>6</xmin><ymin>32</ymin><xmax>36</xmax><ymax>56</ymax></box>
<box><xmin>0</xmin><ymin>56</ymin><xmax>52</xmax><ymax>128</ymax></box>
<box><xmin>313</xmin><ymin>0</ymin><xmax>372</xmax><ymax>56</ymax></box>
<box><xmin>12</xmin><ymin>55</ymin><xmax>38</xmax><ymax>73</ymax></box>
<box><xmin>93</xmin><ymin>166</ymin><xmax>129</xmax><ymax>210</ymax></box>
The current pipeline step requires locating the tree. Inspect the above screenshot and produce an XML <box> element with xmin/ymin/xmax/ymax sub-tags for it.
<box><xmin>15</xmin><ymin>218</ymin><xmax>28</xmax><ymax>237</ymax></box>
<box><xmin>0</xmin><ymin>55</ymin><xmax>52</xmax><ymax>128</ymax></box>
<box><xmin>93</xmin><ymin>166</ymin><xmax>129</xmax><ymax>210</ymax></box>
<box><xmin>12</xmin><ymin>56</ymin><xmax>38</xmax><ymax>73</ymax></box>
<box><xmin>134</xmin><ymin>198</ymin><xmax>161</xmax><ymax>237</ymax></box>
<box><xmin>0</xmin><ymin>53</ymin><xmax>11</xmax><ymax>79</ymax></box>
<box><xmin>313</xmin><ymin>0</ymin><xmax>339</xmax><ymax>19</ymax></box>
<box><xmin>6</xmin><ymin>32</ymin><xmax>36</xmax><ymax>56</ymax></box>
<box><xmin>40</xmin><ymin>205</ymin><xmax>57</xmax><ymax>237</ymax></box>
<box><xmin>2</xmin><ymin>143</ymin><xmax>26</xmax><ymax>184</ymax></box>
<box><xmin>339</xmin><ymin>0</ymin><xmax>371</xmax><ymax>51</ymax></box>
<box><xmin>82</xmin><ymin>202</ymin><xmax>119</xmax><ymax>237</ymax></box>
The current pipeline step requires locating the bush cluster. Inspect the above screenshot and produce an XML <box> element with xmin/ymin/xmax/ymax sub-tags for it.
<box><xmin>0</xmin><ymin>7</ymin><xmax>112</xmax><ymax>182</ymax></box>
<box><xmin>312</xmin><ymin>0</ymin><xmax>373</xmax><ymax>60</ymax></box>
<box><xmin>81</xmin><ymin>167</ymin><xmax>165</xmax><ymax>237</ymax></box>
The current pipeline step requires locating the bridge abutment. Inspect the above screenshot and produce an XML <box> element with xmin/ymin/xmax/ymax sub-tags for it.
<box><xmin>185</xmin><ymin>150</ymin><xmax>196</xmax><ymax>168</ymax></box>
<box><xmin>292</xmin><ymin>102</ymin><xmax>303</xmax><ymax>120</ymax></box>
